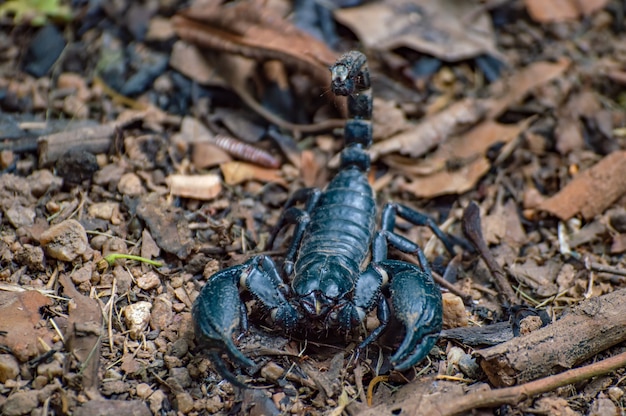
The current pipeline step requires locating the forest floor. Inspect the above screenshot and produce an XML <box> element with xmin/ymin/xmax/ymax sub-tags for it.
<box><xmin>1</xmin><ymin>0</ymin><xmax>626</xmax><ymax>415</ymax></box>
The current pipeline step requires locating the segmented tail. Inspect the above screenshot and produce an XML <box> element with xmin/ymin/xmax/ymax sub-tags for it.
<box><xmin>330</xmin><ymin>51</ymin><xmax>373</xmax><ymax>172</ymax></box>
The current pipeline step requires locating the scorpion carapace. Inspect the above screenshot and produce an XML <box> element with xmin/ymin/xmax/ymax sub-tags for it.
<box><xmin>192</xmin><ymin>51</ymin><xmax>458</xmax><ymax>387</ymax></box>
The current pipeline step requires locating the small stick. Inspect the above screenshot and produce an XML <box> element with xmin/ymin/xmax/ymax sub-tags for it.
<box><xmin>438</xmin><ymin>349</ymin><xmax>626</xmax><ymax>415</ymax></box>
<box><xmin>462</xmin><ymin>201</ymin><xmax>517</xmax><ymax>307</ymax></box>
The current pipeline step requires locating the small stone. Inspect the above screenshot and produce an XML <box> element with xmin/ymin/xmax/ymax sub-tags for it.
<box><xmin>15</xmin><ymin>244</ymin><xmax>45</xmax><ymax>271</ymax></box>
<box><xmin>88</xmin><ymin>202</ymin><xmax>120</xmax><ymax>222</ymax></box>
<box><xmin>608</xmin><ymin>386</ymin><xmax>624</xmax><ymax>402</ymax></box>
<box><xmin>261</xmin><ymin>362</ymin><xmax>287</xmax><ymax>383</ymax></box>
<box><xmin>39</xmin><ymin>219</ymin><xmax>88</xmax><ymax>261</ymax></box>
<box><xmin>28</xmin><ymin>170</ymin><xmax>62</xmax><ymax>197</ymax></box>
<box><xmin>71</xmin><ymin>263</ymin><xmax>93</xmax><ymax>284</ymax></box>
<box><xmin>148</xmin><ymin>389</ymin><xmax>166</xmax><ymax>415</ymax></box>
<box><xmin>589</xmin><ymin>395</ymin><xmax>618</xmax><ymax>416</ymax></box>
<box><xmin>37</xmin><ymin>359</ymin><xmax>63</xmax><ymax>378</ymax></box>
<box><xmin>168</xmin><ymin>338</ymin><xmax>188</xmax><ymax>359</ymax></box>
<box><xmin>118</xmin><ymin>172</ymin><xmax>144</xmax><ymax>196</ymax></box>
<box><xmin>73</xmin><ymin>400</ymin><xmax>151</xmax><ymax>416</ymax></box>
<box><xmin>0</xmin><ymin>150</ymin><xmax>14</xmax><ymax>169</ymax></box>
<box><xmin>32</xmin><ymin>375</ymin><xmax>48</xmax><ymax>389</ymax></box>
<box><xmin>442</xmin><ymin>292</ymin><xmax>468</xmax><ymax>328</ymax></box>
<box><xmin>205</xmin><ymin>396</ymin><xmax>223</xmax><ymax>413</ymax></box>
<box><xmin>458</xmin><ymin>354</ymin><xmax>481</xmax><ymax>379</ymax></box>
<box><xmin>0</xmin><ymin>354</ymin><xmax>20</xmax><ymax>382</ymax></box>
<box><xmin>101</xmin><ymin>380</ymin><xmax>127</xmax><ymax>396</ymax></box>
<box><xmin>2</xmin><ymin>391</ymin><xmax>39</xmax><ymax>416</ymax></box>
<box><xmin>169</xmin><ymin>367</ymin><xmax>191</xmax><ymax>388</ymax></box>
<box><xmin>150</xmin><ymin>295</ymin><xmax>173</xmax><ymax>331</ymax></box>
<box><xmin>124</xmin><ymin>301</ymin><xmax>152</xmax><ymax>340</ymax></box>
<box><xmin>5</xmin><ymin>203</ymin><xmax>35</xmax><ymax>228</ymax></box>
<box><xmin>174</xmin><ymin>392</ymin><xmax>194</xmax><ymax>414</ymax></box>
<box><xmin>137</xmin><ymin>271</ymin><xmax>161</xmax><ymax>290</ymax></box>
<box><xmin>135</xmin><ymin>383</ymin><xmax>153</xmax><ymax>399</ymax></box>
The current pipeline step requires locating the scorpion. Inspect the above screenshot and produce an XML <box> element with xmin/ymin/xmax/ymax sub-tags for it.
<box><xmin>192</xmin><ymin>51</ymin><xmax>459</xmax><ymax>387</ymax></box>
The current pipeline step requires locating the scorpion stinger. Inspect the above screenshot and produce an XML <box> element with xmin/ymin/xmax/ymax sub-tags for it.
<box><xmin>192</xmin><ymin>51</ymin><xmax>460</xmax><ymax>387</ymax></box>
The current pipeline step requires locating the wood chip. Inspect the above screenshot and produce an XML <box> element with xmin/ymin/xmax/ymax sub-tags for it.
<box><xmin>539</xmin><ymin>151</ymin><xmax>626</xmax><ymax>220</ymax></box>
<box><xmin>167</xmin><ymin>174</ymin><xmax>222</xmax><ymax>201</ymax></box>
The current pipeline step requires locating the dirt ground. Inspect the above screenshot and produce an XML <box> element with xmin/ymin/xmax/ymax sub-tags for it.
<box><xmin>1</xmin><ymin>0</ymin><xmax>626</xmax><ymax>415</ymax></box>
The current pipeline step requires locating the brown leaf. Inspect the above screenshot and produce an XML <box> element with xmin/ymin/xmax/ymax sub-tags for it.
<box><xmin>370</xmin><ymin>98</ymin><xmax>487</xmax><ymax>160</ymax></box>
<box><xmin>220</xmin><ymin>161</ymin><xmax>286</xmax><ymax>186</ymax></box>
<box><xmin>172</xmin><ymin>0</ymin><xmax>337</xmax><ymax>84</ymax></box>
<box><xmin>0</xmin><ymin>290</ymin><xmax>53</xmax><ymax>362</ymax></box>
<box><xmin>59</xmin><ymin>274</ymin><xmax>103</xmax><ymax>396</ymax></box>
<box><xmin>487</xmin><ymin>58</ymin><xmax>571</xmax><ymax>119</ymax></box>
<box><xmin>334</xmin><ymin>0</ymin><xmax>503</xmax><ymax>62</ymax></box>
<box><xmin>539</xmin><ymin>151</ymin><xmax>626</xmax><ymax>220</ymax></box>
<box><xmin>398</xmin><ymin>156</ymin><xmax>490</xmax><ymax>198</ymax></box>
<box><xmin>524</xmin><ymin>0</ymin><xmax>609</xmax><ymax>23</ymax></box>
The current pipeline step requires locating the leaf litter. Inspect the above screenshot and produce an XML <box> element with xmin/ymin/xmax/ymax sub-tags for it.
<box><xmin>2</xmin><ymin>0</ymin><xmax>626</xmax><ymax>415</ymax></box>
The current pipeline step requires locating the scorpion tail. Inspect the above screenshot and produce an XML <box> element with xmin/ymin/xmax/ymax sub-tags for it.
<box><xmin>208</xmin><ymin>351</ymin><xmax>250</xmax><ymax>389</ymax></box>
<box><xmin>382</xmin><ymin>260</ymin><xmax>443</xmax><ymax>371</ymax></box>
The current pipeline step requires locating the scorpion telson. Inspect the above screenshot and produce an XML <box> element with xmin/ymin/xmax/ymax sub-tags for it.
<box><xmin>192</xmin><ymin>51</ymin><xmax>458</xmax><ymax>387</ymax></box>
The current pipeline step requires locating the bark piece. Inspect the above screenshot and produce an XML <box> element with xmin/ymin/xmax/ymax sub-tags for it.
<box><xmin>476</xmin><ymin>287</ymin><xmax>626</xmax><ymax>387</ymax></box>
<box><xmin>539</xmin><ymin>151</ymin><xmax>626</xmax><ymax>220</ymax></box>
<box><xmin>38</xmin><ymin>123</ymin><xmax>114</xmax><ymax>166</ymax></box>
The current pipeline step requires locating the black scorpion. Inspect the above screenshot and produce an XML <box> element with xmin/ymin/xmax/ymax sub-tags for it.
<box><xmin>192</xmin><ymin>51</ymin><xmax>458</xmax><ymax>387</ymax></box>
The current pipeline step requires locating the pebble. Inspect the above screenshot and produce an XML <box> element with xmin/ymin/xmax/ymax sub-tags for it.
<box><xmin>135</xmin><ymin>383</ymin><xmax>153</xmax><ymax>399</ymax></box>
<box><xmin>169</xmin><ymin>367</ymin><xmax>191</xmax><ymax>388</ymax></box>
<box><xmin>458</xmin><ymin>354</ymin><xmax>481</xmax><ymax>379</ymax></box>
<box><xmin>124</xmin><ymin>301</ymin><xmax>152</xmax><ymax>340</ymax></box>
<box><xmin>442</xmin><ymin>292</ymin><xmax>468</xmax><ymax>328</ymax></box>
<box><xmin>71</xmin><ymin>263</ymin><xmax>93</xmax><ymax>284</ymax></box>
<box><xmin>88</xmin><ymin>202</ymin><xmax>120</xmax><ymax>222</ymax></box>
<box><xmin>73</xmin><ymin>400</ymin><xmax>151</xmax><ymax>416</ymax></box>
<box><xmin>175</xmin><ymin>392</ymin><xmax>194</xmax><ymax>414</ymax></box>
<box><xmin>118</xmin><ymin>172</ymin><xmax>144</xmax><ymax>196</ymax></box>
<box><xmin>2</xmin><ymin>391</ymin><xmax>39</xmax><ymax>416</ymax></box>
<box><xmin>5</xmin><ymin>203</ymin><xmax>35</xmax><ymax>228</ymax></box>
<box><xmin>608</xmin><ymin>386</ymin><xmax>624</xmax><ymax>402</ymax></box>
<box><xmin>150</xmin><ymin>295</ymin><xmax>173</xmax><ymax>331</ymax></box>
<box><xmin>16</xmin><ymin>244</ymin><xmax>45</xmax><ymax>271</ymax></box>
<box><xmin>148</xmin><ymin>389</ymin><xmax>166</xmax><ymax>415</ymax></box>
<box><xmin>39</xmin><ymin>219</ymin><xmax>88</xmax><ymax>262</ymax></box>
<box><xmin>37</xmin><ymin>359</ymin><xmax>63</xmax><ymax>378</ymax></box>
<box><xmin>28</xmin><ymin>170</ymin><xmax>62</xmax><ymax>197</ymax></box>
<box><xmin>0</xmin><ymin>354</ymin><xmax>19</xmax><ymax>383</ymax></box>
<box><xmin>589</xmin><ymin>395</ymin><xmax>618</xmax><ymax>416</ymax></box>
<box><xmin>101</xmin><ymin>380</ymin><xmax>127</xmax><ymax>396</ymax></box>
<box><xmin>137</xmin><ymin>271</ymin><xmax>161</xmax><ymax>290</ymax></box>
<box><xmin>168</xmin><ymin>338</ymin><xmax>188</xmax><ymax>359</ymax></box>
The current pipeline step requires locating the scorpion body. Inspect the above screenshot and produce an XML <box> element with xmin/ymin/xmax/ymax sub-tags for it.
<box><xmin>192</xmin><ymin>51</ymin><xmax>457</xmax><ymax>387</ymax></box>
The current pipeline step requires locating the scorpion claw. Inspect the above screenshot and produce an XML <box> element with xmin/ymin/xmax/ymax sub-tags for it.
<box><xmin>384</xmin><ymin>261</ymin><xmax>443</xmax><ymax>371</ymax></box>
<box><xmin>192</xmin><ymin>266</ymin><xmax>255</xmax><ymax>384</ymax></box>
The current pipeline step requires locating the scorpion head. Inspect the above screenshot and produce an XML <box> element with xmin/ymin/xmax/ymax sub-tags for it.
<box><xmin>293</xmin><ymin>263</ymin><xmax>354</xmax><ymax>323</ymax></box>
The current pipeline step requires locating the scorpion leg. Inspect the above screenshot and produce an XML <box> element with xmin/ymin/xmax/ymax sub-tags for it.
<box><xmin>266</xmin><ymin>188</ymin><xmax>321</xmax><ymax>276</ymax></box>
<box><xmin>380</xmin><ymin>202</ymin><xmax>457</xmax><ymax>256</ymax></box>
<box><xmin>371</xmin><ymin>231</ymin><xmax>443</xmax><ymax>370</ymax></box>
<box><xmin>192</xmin><ymin>255</ymin><xmax>298</xmax><ymax>386</ymax></box>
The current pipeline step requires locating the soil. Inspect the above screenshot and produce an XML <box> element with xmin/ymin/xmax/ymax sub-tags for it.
<box><xmin>1</xmin><ymin>0</ymin><xmax>626</xmax><ymax>415</ymax></box>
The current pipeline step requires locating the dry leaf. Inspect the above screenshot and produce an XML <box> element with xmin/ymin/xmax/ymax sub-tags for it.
<box><xmin>167</xmin><ymin>174</ymin><xmax>222</xmax><ymax>200</ymax></box>
<box><xmin>487</xmin><ymin>58</ymin><xmax>571</xmax><ymax>118</ymax></box>
<box><xmin>334</xmin><ymin>0</ymin><xmax>503</xmax><ymax>62</ymax></box>
<box><xmin>370</xmin><ymin>98</ymin><xmax>486</xmax><ymax>160</ymax></box>
<box><xmin>539</xmin><ymin>151</ymin><xmax>626</xmax><ymax>220</ymax></box>
<box><xmin>169</xmin><ymin>40</ymin><xmax>227</xmax><ymax>86</ymax></box>
<box><xmin>220</xmin><ymin>161</ymin><xmax>286</xmax><ymax>186</ymax></box>
<box><xmin>172</xmin><ymin>0</ymin><xmax>337</xmax><ymax>84</ymax></box>
<box><xmin>0</xmin><ymin>290</ymin><xmax>54</xmax><ymax>362</ymax></box>
<box><xmin>399</xmin><ymin>157</ymin><xmax>490</xmax><ymax>198</ymax></box>
<box><xmin>524</xmin><ymin>0</ymin><xmax>609</xmax><ymax>23</ymax></box>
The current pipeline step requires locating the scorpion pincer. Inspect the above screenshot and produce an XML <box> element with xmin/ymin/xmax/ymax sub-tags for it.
<box><xmin>192</xmin><ymin>51</ymin><xmax>459</xmax><ymax>387</ymax></box>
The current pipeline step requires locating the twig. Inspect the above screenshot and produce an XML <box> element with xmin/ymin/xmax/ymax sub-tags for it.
<box><xmin>438</xmin><ymin>350</ymin><xmax>626</xmax><ymax>415</ymax></box>
<box><xmin>462</xmin><ymin>201</ymin><xmax>517</xmax><ymax>306</ymax></box>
